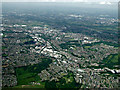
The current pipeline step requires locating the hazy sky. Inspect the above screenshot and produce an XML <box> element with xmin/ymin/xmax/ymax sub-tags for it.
<box><xmin>2</xmin><ymin>0</ymin><xmax>119</xmax><ymax>2</ymax></box>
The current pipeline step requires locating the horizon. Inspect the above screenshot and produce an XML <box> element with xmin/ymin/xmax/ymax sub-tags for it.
<box><xmin>2</xmin><ymin>0</ymin><xmax>119</xmax><ymax>2</ymax></box>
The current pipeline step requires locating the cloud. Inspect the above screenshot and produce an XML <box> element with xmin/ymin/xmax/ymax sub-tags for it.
<box><xmin>99</xmin><ymin>1</ymin><xmax>112</xmax><ymax>5</ymax></box>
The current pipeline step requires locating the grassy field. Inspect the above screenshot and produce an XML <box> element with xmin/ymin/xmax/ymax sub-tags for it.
<box><xmin>14</xmin><ymin>58</ymin><xmax>52</xmax><ymax>87</ymax></box>
<box><xmin>44</xmin><ymin>72</ymin><xmax>81</xmax><ymax>88</ymax></box>
<box><xmin>103</xmin><ymin>54</ymin><xmax>118</xmax><ymax>64</ymax></box>
<box><xmin>13</xmin><ymin>81</ymin><xmax>45</xmax><ymax>88</ymax></box>
<box><xmin>101</xmin><ymin>54</ymin><xmax>119</xmax><ymax>69</ymax></box>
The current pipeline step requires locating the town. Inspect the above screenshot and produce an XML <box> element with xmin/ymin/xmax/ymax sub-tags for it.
<box><xmin>2</xmin><ymin>2</ymin><xmax>119</xmax><ymax>88</ymax></box>
<box><xmin>2</xmin><ymin>23</ymin><xmax>119</xmax><ymax>88</ymax></box>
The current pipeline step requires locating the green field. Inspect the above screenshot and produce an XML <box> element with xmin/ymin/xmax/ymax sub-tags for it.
<box><xmin>101</xmin><ymin>54</ymin><xmax>119</xmax><ymax>69</ymax></box>
<box><xmin>14</xmin><ymin>68</ymin><xmax>82</xmax><ymax>88</ymax></box>
<box><xmin>45</xmin><ymin>72</ymin><xmax>82</xmax><ymax>88</ymax></box>
<box><xmin>103</xmin><ymin>54</ymin><xmax>118</xmax><ymax>64</ymax></box>
<box><xmin>14</xmin><ymin>58</ymin><xmax>52</xmax><ymax>86</ymax></box>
